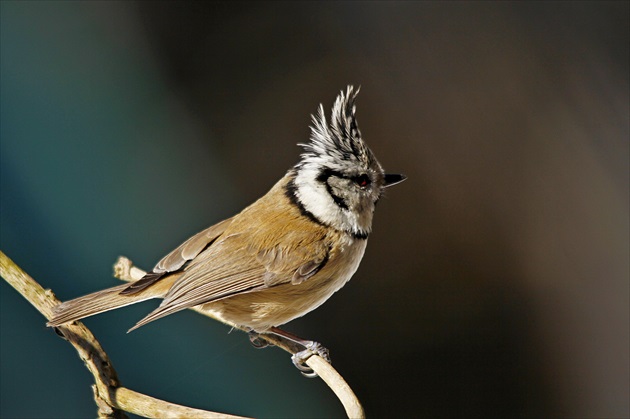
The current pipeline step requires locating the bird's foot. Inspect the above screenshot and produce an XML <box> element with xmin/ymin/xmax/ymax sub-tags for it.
<box><xmin>291</xmin><ymin>341</ymin><xmax>331</xmax><ymax>378</ymax></box>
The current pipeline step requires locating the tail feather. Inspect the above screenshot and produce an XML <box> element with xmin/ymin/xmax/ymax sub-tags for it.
<box><xmin>47</xmin><ymin>283</ymin><xmax>159</xmax><ymax>327</ymax></box>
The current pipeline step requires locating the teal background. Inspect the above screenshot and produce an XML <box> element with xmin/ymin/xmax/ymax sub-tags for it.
<box><xmin>1</xmin><ymin>2</ymin><xmax>628</xmax><ymax>418</ymax></box>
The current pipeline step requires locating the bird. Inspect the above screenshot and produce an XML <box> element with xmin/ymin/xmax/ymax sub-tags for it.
<box><xmin>47</xmin><ymin>86</ymin><xmax>406</xmax><ymax>376</ymax></box>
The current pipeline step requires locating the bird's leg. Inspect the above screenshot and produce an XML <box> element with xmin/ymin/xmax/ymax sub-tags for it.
<box><xmin>267</xmin><ymin>326</ymin><xmax>331</xmax><ymax>378</ymax></box>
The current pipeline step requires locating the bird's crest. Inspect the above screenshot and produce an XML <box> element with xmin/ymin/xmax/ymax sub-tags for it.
<box><xmin>299</xmin><ymin>86</ymin><xmax>376</xmax><ymax>170</ymax></box>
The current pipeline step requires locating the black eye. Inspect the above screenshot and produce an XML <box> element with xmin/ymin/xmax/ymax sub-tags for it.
<box><xmin>353</xmin><ymin>174</ymin><xmax>371</xmax><ymax>188</ymax></box>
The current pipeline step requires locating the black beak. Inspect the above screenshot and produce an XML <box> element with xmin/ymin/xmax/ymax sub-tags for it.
<box><xmin>383</xmin><ymin>173</ymin><xmax>407</xmax><ymax>188</ymax></box>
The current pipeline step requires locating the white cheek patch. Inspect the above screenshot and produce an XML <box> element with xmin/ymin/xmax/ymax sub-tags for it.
<box><xmin>294</xmin><ymin>168</ymin><xmax>344</xmax><ymax>229</ymax></box>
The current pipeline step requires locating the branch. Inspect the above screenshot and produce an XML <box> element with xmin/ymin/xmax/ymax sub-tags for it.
<box><xmin>0</xmin><ymin>251</ymin><xmax>247</xmax><ymax>419</ymax></box>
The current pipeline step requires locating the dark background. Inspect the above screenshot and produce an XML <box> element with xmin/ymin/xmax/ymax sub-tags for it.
<box><xmin>1</xmin><ymin>2</ymin><xmax>628</xmax><ymax>418</ymax></box>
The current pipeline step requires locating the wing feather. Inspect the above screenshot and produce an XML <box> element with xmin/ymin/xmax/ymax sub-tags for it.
<box><xmin>129</xmin><ymin>220</ymin><xmax>331</xmax><ymax>331</ymax></box>
<box><xmin>154</xmin><ymin>217</ymin><xmax>234</xmax><ymax>273</ymax></box>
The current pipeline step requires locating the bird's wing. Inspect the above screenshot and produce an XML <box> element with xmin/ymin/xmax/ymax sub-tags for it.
<box><xmin>154</xmin><ymin>217</ymin><xmax>236</xmax><ymax>273</ymax></box>
<box><xmin>120</xmin><ymin>217</ymin><xmax>234</xmax><ymax>295</ymax></box>
<box><xmin>128</xmin><ymin>217</ymin><xmax>331</xmax><ymax>331</ymax></box>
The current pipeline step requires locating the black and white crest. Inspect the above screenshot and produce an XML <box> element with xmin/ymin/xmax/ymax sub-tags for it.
<box><xmin>287</xmin><ymin>86</ymin><xmax>391</xmax><ymax>239</ymax></box>
<box><xmin>299</xmin><ymin>86</ymin><xmax>379</xmax><ymax>171</ymax></box>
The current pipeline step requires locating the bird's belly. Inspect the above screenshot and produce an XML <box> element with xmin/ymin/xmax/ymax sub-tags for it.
<box><xmin>201</xmin><ymin>239</ymin><xmax>367</xmax><ymax>332</ymax></box>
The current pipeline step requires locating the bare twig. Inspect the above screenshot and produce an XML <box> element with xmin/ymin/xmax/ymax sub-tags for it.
<box><xmin>0</xmin><ymin>251</ymin><xmax>247</xmax><ymax>419</ymax></box>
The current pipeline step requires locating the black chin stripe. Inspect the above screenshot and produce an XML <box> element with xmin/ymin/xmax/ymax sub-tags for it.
<box><xmin>284</xmin><ymin>175</ymin><xmax>368</xmax><ymax>240</ymax></box>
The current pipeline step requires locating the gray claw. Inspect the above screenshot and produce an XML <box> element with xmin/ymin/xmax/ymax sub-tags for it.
<box><xmin>291</xmin><ymin>341</ymin><xmax>331</xmax><ymax>378</ymax></box>
<box><xmin>248</xmin><ymin>331</ymin><xmax>271</xmax><ymax>349</ymax></box>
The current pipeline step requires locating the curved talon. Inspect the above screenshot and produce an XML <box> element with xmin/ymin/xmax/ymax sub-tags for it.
<box><xmin>52</xmin><ymin>326</ymin><xmax>67</xmax><ymax>340</ymax></box>
<box><xmin>290</xmin><ymin>341</ymin><xmax>331</xmax><ymax>378</ymax></box>
<box><xmin>262</xmin><ymin>328</ymin><xmax>332</xmax><ymax>378</ymax></box>
<box><xmin>301</xmin><ymin>369</ymin><xmax>319</xmax><ymax>379</ymax></box>
<box><xmin>248</xmin><ymin>332</ymin><xmax>270</xmax><ymax>349</ymax></box>
<box><xmin>291</xmin><ymin>352</ymin><xmax>317</xmax><ymax>377</ymax></box>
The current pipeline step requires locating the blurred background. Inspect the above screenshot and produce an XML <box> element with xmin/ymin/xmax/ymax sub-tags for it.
<box><xmin>1</xmin><ymin>1</ymin><xmax>628</xmax><ymax>418</ymax></box>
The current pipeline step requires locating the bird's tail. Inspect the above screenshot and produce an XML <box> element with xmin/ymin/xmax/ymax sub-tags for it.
<box><xmin>47</xmin><ymin>277</ymin><xmax>175</xmax><ymax>327</ymax></box>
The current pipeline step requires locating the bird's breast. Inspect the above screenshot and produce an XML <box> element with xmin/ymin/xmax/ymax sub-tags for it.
<box><xmin>201</xmin><ymin>237</ymin><xmax>368</xmax><ymax>332</ymax></box>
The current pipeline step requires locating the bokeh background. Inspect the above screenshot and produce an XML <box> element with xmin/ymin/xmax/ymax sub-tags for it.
<box><xmin>1</xmin><ymin>2</ymin><xmax>628</xmax><ymax>418</ymax></box>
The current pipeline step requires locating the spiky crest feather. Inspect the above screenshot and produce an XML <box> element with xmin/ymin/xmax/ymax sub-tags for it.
<box><xmin>298</xmin><ymin>86</ymin><xmax>380</xmax><ymax>172</ymax></box>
